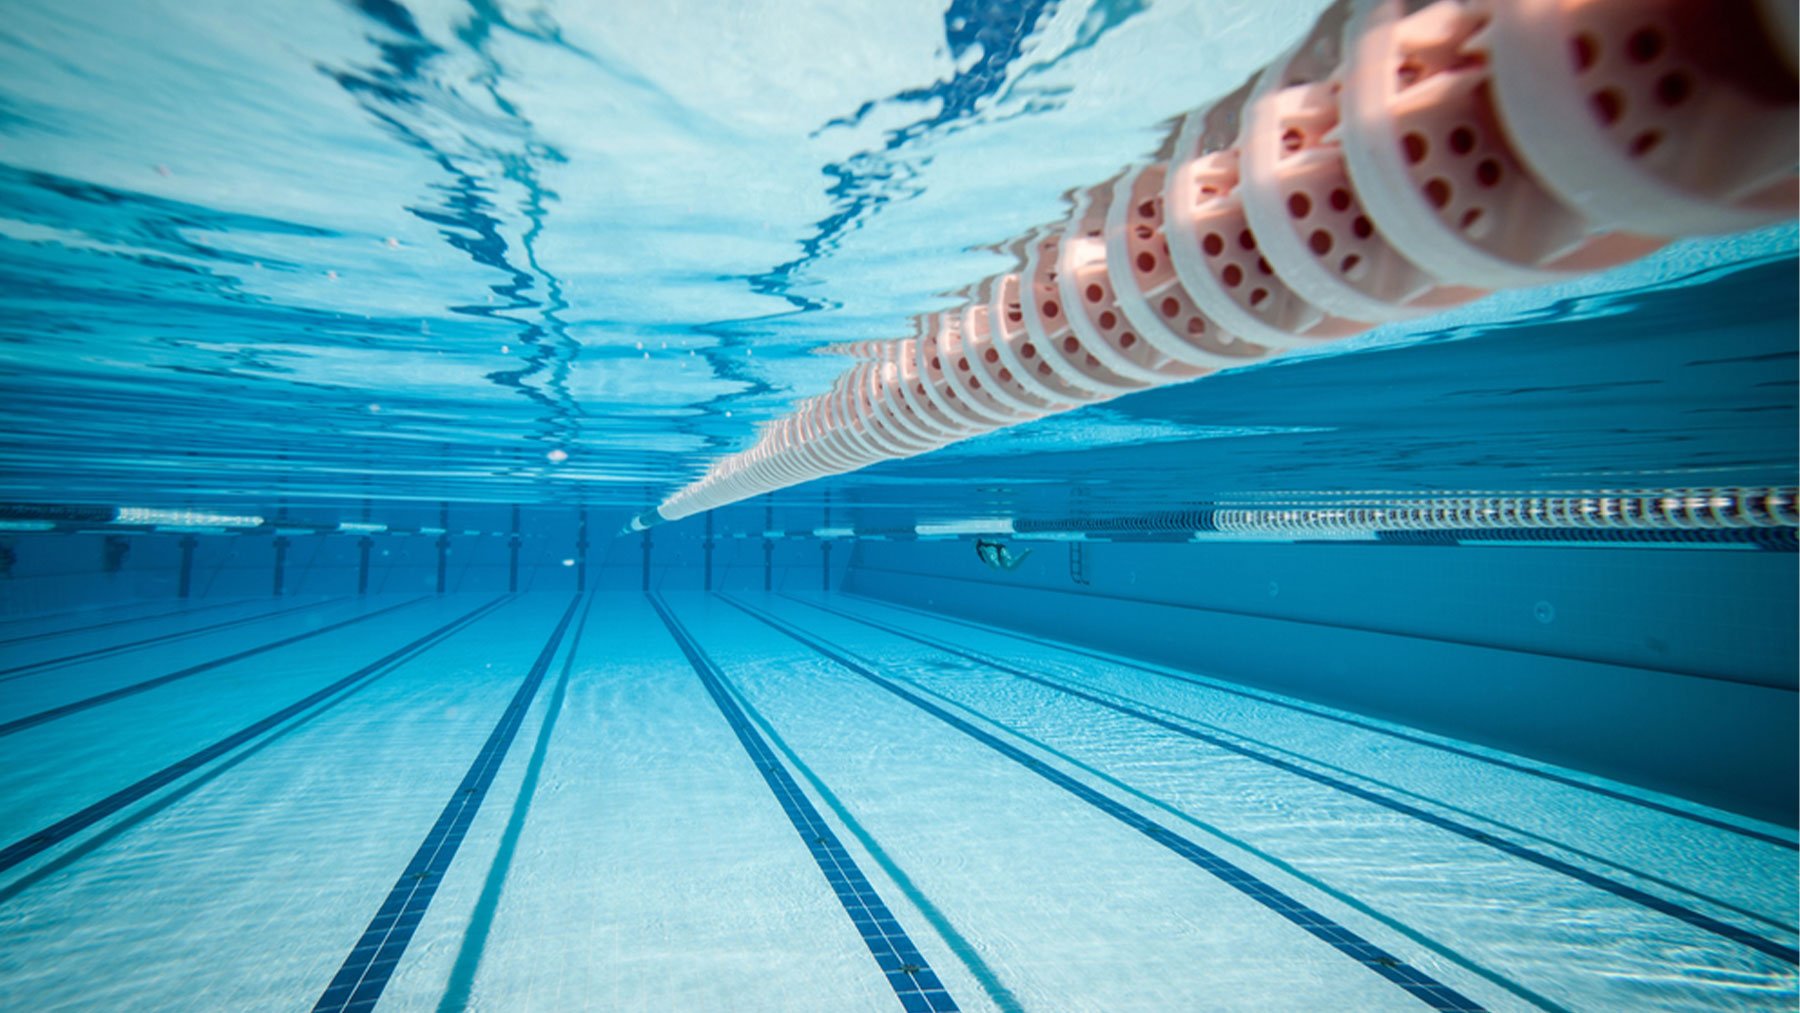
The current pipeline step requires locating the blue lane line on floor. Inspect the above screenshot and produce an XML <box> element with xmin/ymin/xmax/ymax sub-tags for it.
<box><xmin>789</xmin><ymin>595</ymin><xmax>1800</xmax><ymax>966</ymax></box>
<box><xmin>436</xmin><ymin>592</ymin><xmax>597</xmax><ymax>1013</ymax></box>
<box><xmin>313</xmin><ymin>594</ymin><xmax>582</xmax><ymax>1013</ymax></box>
<box><xmin>722</xmin><ymin>594</ymin><xmax>1485</xmax><ymax>1013</ymax></box>
<box><xmin>0</xmin><ymin>596</ymin><xmax>351</xmax><ymax>680</ymax></box>
<box><xmin>0</xmin><ymin>598</ymin><xmax>207</xmax><ymax>631</ymax></box>
<box><xmin>851</xmin><ymin>592</ymin><xmax>1800</xmax><ymax>853</ymax></box>
<box><xmin>651</xmin><ymin>595</ymin><xmax>960</xmax><ymax>1013</ymax></box>
<box><xmin>0</xmin><ymin>597</ymin><xmax>508</xmax><ymax>880</ymax></box>
<box><xmin>0</xmin><ymin>597</ymin><xmax>433</xmax><ymax>738</ymax></box>
<box><xmin>0</xmin><ymin>598</ymin><xmax>251</xmax><ymax>648</ymax></box>
<box><xmin>0</xmin><ymin>609</ymin><xmax>478</xmax><ymax>909</ymax></box>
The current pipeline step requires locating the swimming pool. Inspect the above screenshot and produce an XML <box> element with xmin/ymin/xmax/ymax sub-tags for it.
<box><xmin>0</xmin><ymin>0</ymin><xmax>1795</xmax><ymax>1010</ymax></box>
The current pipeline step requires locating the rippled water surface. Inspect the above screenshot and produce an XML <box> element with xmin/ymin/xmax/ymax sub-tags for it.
<box><xmin>0</xmin><ymin>0</ymin><xmax>1794</xmax><ymax>524</ymax></box>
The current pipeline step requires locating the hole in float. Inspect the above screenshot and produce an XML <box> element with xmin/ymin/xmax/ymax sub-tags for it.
<box><xmin>1626</xmin><ymin>26</ymin><xmax>1664</xmax><ymax>64</ymax></box>
<box><xmin>1656</xmin><ymin>72</ymin><xmax>1691</xmax><ymax>107</ymax></box>
<box><xmin>1571</xmin><ymin>33</ymin><xmax>1598</xmax><ymax>72</ymax></box>
<box><xmin>1203</xmin><ymin>233</ymin><xmax>1225</xmax><ymax>256</ymax></box>
<box><xmin>1424</xmin><ymin>178</ymin><xmax>1452</xmax><ymax>208</ymax></box>
<box><xmin>1222</xmin><ymin>264</ymin><xmax>1244</xmax><ymax>287</ymax></box>
<box><xmin>1591</xmin><ymin>89</ymin><xmax>1624</xmax><ymax>125</ymax></box>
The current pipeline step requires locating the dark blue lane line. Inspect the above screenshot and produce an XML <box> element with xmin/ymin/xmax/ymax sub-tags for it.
<box><xmin>313</xmin><ymin>594</ymin><xmax>583</xmax><ymax>1013</ymax></box>
<box><xmin>848</xmin><ymin>591</ymin><xmax>1800</xmax><ymax>853</ymax></box>
<box><xmin>715</xmin><ymin>661</ymin><xmax>1027</xmax><ymax>1013</ymax></box>
<box><xmin>720</xmin><ymin>594</ymin><xmax>1488</xmax><ymax>1013</ymax></box>
<box><xmin>0</xmin><ymin>597</ymin><xmax>509</xmax><ymax>880</ymax></box>
<box><xmin>0</xmin><ymin>608</ymin><xmax>469</xmax><ymax>907</ymax></box>
<box><xmin>651</xmin><ymin>595</ymin><xmax>960</xmax><ymax>1013</ymax></box>
<box><xmin>796</xmin><ymin>601</ymin><xmax>1798</xmax><ymax>942</ymax></box>
<box><xmin>0</xmin><ymin>598</ymin><xmax>204</xmax><ymax>631</ymax></box>
<box><xmin>0</xmin><ymin>598</ymin><xmax>252</xmax><ymax>647</ymax></box>
<box><xmin>755</xmin><ymin>614</ymin><xmax>1563</xmax><ymax>1013</ymax></box>
<box><xmin>0</xmin><ymin>596</ymin><xmax>433</xmax><ymax>738</ymax></box>
<box><xmin>436</xmin><ymin>593</ymin><xmax>597</xmax><ymax>1013</ymax></box>
<box><xmin>0</xmin><ymin>596</ymin><xmax>352</xmax><ymax>681</ymax></box>
<box><xmin>786</xmin><ymin>595</ymin><xmax>1800</xmax><ymax>968</ymax></box>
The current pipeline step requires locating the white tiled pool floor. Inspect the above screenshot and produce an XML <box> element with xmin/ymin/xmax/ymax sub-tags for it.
<box><xmin>0</xmin><ymin>592</ymin><xmax>1794</xmax><ymax>1012</ymax></box>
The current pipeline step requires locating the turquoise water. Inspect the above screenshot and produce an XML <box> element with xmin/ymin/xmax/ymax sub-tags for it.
<box><xmin>0</xmin><ymin>0</ymin><xmax>1791</xmax><ymax>516</ymax></box>
<box><xmin>1</xmin><ymin>1</ymin><xmax>1797</xmax><ymax>1011</ymax></box>
<box><xmin>0</xmin><ymin>592</ymin><xmax>1794</xmax><ymax>1011</ymax></box>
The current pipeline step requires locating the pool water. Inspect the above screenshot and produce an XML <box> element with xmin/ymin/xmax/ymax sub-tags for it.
<box><xmin>0</xmin><ymin>592</ymin><xmax>1792</xmax><ymax>1011</ymax></box>
<box><xmin>0</xmin><ymin>1</ymin><xmax>1796</xmax><ymax>1011</ymax></box>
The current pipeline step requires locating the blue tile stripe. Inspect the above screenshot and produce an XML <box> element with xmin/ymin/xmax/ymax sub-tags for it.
<box><xmin>0</xmin><ymin>597</ymin><xmax>250</xmax><ymax>648</ymax></box>
<box><xmin>0</xmin><ymin>596</ymin><xmax>350</xmax><ymax>681</ymax></box>
<box><xmin>856</xmin><ymin>592</ymin><xmax>1800</xmax><ymax>853</ymax></box>
<box><xmin>0</xmin><ymin>597</ymin><xmax>433</xmax><ymax>738</ymax></box>
<box><xmin>650</xmin><ymin>595</ymin><xmax>960</xmax><ymax>1013</ymax></box>
<box><xmin>794</xmin><ymin>595</ymin><xmax>1800</xmax><ymax>967</ymax></box>
<box><xmin>0</xmin><ymin>598</ymin><xmax>228</xmax><ymax>631</ymax></box>
<box><xmin>722</xmin><ymin>594</ymin><xmax>1486</xmax><ymax>1013</ymax></box>
<box><xmin>312</xmin><ymin>594</ymin><xmax>583</xmax><ymax>1013</ymax></box>
<box><xmin>0</xmin><ymin>597</ymin><xmax>508</xmax><ymax>880</ymax></box>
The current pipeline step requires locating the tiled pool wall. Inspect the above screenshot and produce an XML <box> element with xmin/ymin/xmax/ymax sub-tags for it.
<box><xmin>0</xmin><ymin>502</ymin><xmax>856</xmax><ymax>611</ymax></box>
<box><xmin>844</xmin><ymin>536</ymin><xmax>1799</xmax><ymax>827</ymax></box>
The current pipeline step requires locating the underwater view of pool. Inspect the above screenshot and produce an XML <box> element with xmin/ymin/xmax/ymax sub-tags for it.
<box><xmin>0</xmin><ymin>0</ymin><xmax>1795</xmax><ymax>1010</ymax></box>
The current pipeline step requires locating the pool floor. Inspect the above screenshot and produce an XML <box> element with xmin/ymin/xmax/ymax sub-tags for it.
<box><xmin>0</xmin><ymin>592</ymin><xmax>1794</xmax><ymax>1011</ymax></box>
